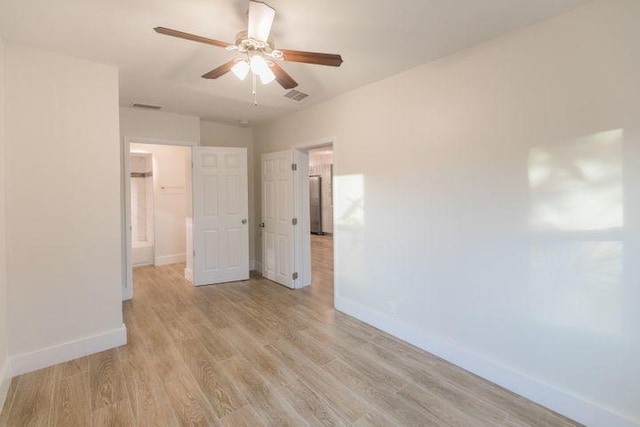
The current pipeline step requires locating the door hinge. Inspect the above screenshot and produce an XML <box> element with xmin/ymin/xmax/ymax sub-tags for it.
<box><xmin>291</xmin><ymin>163</ymin><xmax>297</xmax><ymax>171</ymax></box>
<box><xmin>292</xmin><ymin>218</ymin><xmax>298</xmax><ymax>225</ymax></box>
<box><xmin>292</xmin><ymin>272</ymin><xmax>298</xmax><ymax>280</ymax></box>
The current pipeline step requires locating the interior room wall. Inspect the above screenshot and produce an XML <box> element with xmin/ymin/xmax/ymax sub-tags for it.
<box><xmin>0</xmin><ymin>36</ymin><xmax>10</xmax><ymax>408</ymax></box>
<box><xmin>120</xmin><ymin>107</ymin><xmax>200</xmax><ymax>143</ymax></box>
<box><xmin>130</xmin><ymin>143</ymin><xmax>189</xmax><ymax>266</ymax></box>
<box><xmin>253</xmin><ymin>1</ymin><xmax>640</xmax><ymax>425</ymax></box>
<box><xmin>200</xmin><ymin>120</ymin><xmax>256</xmax><ymax>270</ymax></box>
<box><xmin>309</xmin><ymin>148</ymin><xmax>334</xmax><ymax>234</ymax></box>
<box><xmin>5</xmin><ymin>44</ymin><xmax>124</xmax><ymax>375</ymax></box>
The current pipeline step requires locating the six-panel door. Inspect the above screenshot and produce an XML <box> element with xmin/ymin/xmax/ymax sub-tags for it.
<box><xmin>192</xmin><ymin>146</ymin><xmax>249</xmax><ymax>285</ymax></box>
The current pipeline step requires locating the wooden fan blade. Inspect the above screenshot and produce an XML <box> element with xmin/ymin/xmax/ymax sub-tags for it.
<box><xmin>154</xmin><ymin>27</ymin><xmax>230</xmax><ymax>48</ymax></box>
<box><xmin>202</xmin><ymin>60</ymin><xmax>237</xmax><ymax>79</ymax></box>
<box><xmin>280</xmin><ymin>49</ymin><xmax>343</xmax><ymax>67</ymax></box>
<box><xmin>270</xmin><ymin>62</ymin><xmax>298</xmax><ymax>89</ymax></box>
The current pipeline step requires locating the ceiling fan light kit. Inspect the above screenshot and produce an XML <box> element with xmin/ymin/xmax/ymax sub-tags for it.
<box><xmin>231</xmin><ymin>59</ymin><xmax>250</xmax><ymax>80</ymax></box>
<box><xmin>250</xmin><ymin>55</ymin><xmax>276</xmax><ymax>84</ymax></box>
<box><xmin>154</xmin><ymin>0</ymin><xmax>343</xmax><ymax>106</ymax></box>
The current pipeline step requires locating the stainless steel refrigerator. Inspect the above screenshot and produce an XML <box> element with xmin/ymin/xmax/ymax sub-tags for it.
<box><xmin>309</xmin><ymin>175</ymin><xmax>323</xmax><ymax>234</ymax></box>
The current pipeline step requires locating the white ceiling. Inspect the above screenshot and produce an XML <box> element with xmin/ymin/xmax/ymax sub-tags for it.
<box><xmin>0</xmin><ymin>0</ymin><xmax>589</xmax><ymax>125</ymax></box>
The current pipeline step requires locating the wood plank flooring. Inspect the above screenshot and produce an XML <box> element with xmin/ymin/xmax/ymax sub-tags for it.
<box><xmin>0</xmin><ymin>235</ymin><xmax>581</xmax><ymax>426</ymax></box>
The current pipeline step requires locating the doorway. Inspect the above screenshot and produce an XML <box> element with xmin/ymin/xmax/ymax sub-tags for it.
<box><xmin>127</xmin><ymin>142</ymin><xmax>192</xmax><ymax>293</ymax></box>
<box><xmin>308</xmin><ymin>146</ymin><xmax>334</xmax><ymax>292</ymax></box>
<box><xmin>129</xmin><ymin>152</ymin><xmax>155</xmax><ymax>267</ymax></box>
<box><xmin>260</xmin><ymin>142</ymin><xmax>335</xmax><ymax>295</ymax></box>
<box><xmin>123</xmin><ymin>138</ymin><xmax>251</xmax><ymax>299</ymax></box>
<box><xmin>123</xmin><ymin>137</ymin><xmax>195</xmax><ymax>300</ymax></box>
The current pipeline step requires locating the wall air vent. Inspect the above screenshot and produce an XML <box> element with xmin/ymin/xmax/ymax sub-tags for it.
<box><xmin>283</xmin><ymin>90</ymin><xmax>309</xmax><ymax>103</ymax></box>
<box><xmin>131</xmin><ymin>103</ymin><xmax>162</xmax><ymax>110</ymax></box>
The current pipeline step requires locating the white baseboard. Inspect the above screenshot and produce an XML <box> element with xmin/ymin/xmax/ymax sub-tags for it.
<box><xmin>132</xmin><ymin>261</ymin><xmax>153</xmax><ymax>267</ymax></box>
<box><xmin>9</xmin><ymin>325</ymin><xmax>127</xmax><ymax>377</ymax></box>
<box><xmin>154</xmin><ymin>253</ymin><xmax>186</xmax><ymax>266</ymax></box>
<box><xmin>122</xmin><ymin>285</ymin><xmax>133</xmax><ymax>301</ymax></box>
<box><xmin>334</xmin><ymin>296</ymin><xmax>638</xmax><ymax>427</ymax></box>
<box><xmin>0</xmin><ymin>359</ymin><xmax>11</xmax><ymax>414</ymax></box>
<box><xmin>184</xmin><ymin>268</ymin><xmax>193</xmax><ymax>283</ymax></box>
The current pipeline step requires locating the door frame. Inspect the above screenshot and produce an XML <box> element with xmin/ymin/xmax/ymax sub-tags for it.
<box><xmin>122</xmin><ymin>136</ymin><xmax>197</xmax><ymax>301</ymax></box>
<box><xmin>290</xmin><ymin>137</ymin><xmax>336</xmax><ymax>292</ymax></box>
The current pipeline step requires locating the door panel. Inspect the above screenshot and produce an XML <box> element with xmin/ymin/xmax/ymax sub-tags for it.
<box><xmin>193</xmin><ymin>146</ymin><xmax>249</xmax><ymax>285</ymax></box>
<box><xmin>203</xmin><ymin>176</ymin><xmax>219</xmax><ymax>215</ymax></box>
<box><xmin>204</xmin><ymin>230</ymin><xmax>219</xmax><ymax>270</ymax></box>
<box><xmin>261</xmin><ymin>150</ymin><xmax>294</xmax><ymax>288</ymax></box>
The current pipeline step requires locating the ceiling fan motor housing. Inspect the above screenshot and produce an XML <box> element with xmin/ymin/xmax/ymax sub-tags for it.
<box><xmin>232</xmin><ymin>30</ymin><xmax>283</xmax><ymax>60</ymax></box>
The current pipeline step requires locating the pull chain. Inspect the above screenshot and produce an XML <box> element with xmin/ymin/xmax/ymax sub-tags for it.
<box><xmin>252</xmin><ymin>73</ymin><xmax>258</xmax><ymax>106</ymax></box>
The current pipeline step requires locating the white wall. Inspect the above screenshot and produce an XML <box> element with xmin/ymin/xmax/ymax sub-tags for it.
<box><xmin>0</xmin><ymin>36</ymin><xmax>10</xmax><ymax>408</ymax></box>
<box><xmin>253</xmin><ymin>1</ymin><xmax>640</xmax><ymax>426</ymax></box>
<box><xmin>120</xmin><ymin>107</ymin><xmax>200</xmax><ymax>143</ymax></box>
<box><xmin>130</xmin><ymin>143</ymin><xmax>190</xmax><ymax>265</ymax></box>
<box><xmin>200</xmin><ymin>120</ymin><xmax>256</xmax><ymax>270</ymax></box>
<box><xmin>5</xmin><ymin>45</ymin><xmax>125</xmax><ymax>374</ymax></box>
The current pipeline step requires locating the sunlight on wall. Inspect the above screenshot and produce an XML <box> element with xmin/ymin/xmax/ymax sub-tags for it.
<box><xmin>528</xmin><ymin>129</ymin><xmax>623</xmax><ymax>231</ymax></box>
<box><xmin>528</xmin><ymin>130</ymin><xmax>624</xmax><ymax>335</ymax></box>
<box><xmin>335</xmin><ymin>174</ymin><xmax>365</xmax><ymax>227</ymax></box>
<box><xmin>334</xmin><ymin>174</ymin><xmax>365</xmax><ymax>294</ymax></box>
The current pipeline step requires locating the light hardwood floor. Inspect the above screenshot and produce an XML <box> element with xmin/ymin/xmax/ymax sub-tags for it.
<box><xmin>0</xmin><ymin>234</ymin><xmax>581</xmax><ymax>426</ymax></box>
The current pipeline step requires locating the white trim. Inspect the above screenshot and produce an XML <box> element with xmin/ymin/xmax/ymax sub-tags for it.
<box><xmin>154</xmin><ymin>253</ymin><xmax>186</xmax><ymax>266</ymax></box>
<box><xmin>124</xmin><ymin>136</ymin><xmax>197</xmax><ymax>147</ymax></box>
<box><xmin>9</xmin><ymin>325</ymin><xmax>127</xmax><ymax>377</ymax></box>
<box><xmin>184</xmin><ymin>267</ymin><xmax>193</xmax><ymax>282</ymax></box>
<box><xmin>132</xmin><ymin>260</ymin><xmax>153</xmax><ymax>267</ymax></box>
<box><xmin>122</xmin><ymin>287</ymin><xmax>133</xmax><ymax>301</ymax></box>
<box><xmin>291</xmin><ymin>135</ymin><xmax>336</xmax><ymax>150</ymax></box>
<box><xmin>122</xmin><ymin>139</ymin><xmax>133</xmax><ymax>301</ymax></box>
<box><xmin>335</xmin><ymin>296</ymin><xmax>638</xmax><ymax>427</ymax></box>
<box><xmin>0</xmin><ymin>359</ymin><xmax>11</xmax><ymax>414</ymax></box>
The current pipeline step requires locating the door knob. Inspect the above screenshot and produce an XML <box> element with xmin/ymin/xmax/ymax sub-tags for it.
<box><xmin>259</xmin><ymin>222</ymin><xmax>265</xmax><ymax>228</ymax></box>
<box><xmin>242</xmin><ymin>219</ymin><xmax>247</xmax><ymax>224</ymax></box>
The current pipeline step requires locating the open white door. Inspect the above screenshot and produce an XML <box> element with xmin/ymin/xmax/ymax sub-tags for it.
<box><xmin>293</xmin><ymin>149</ymin><xmax>311</xmax><ymax>288</ymax></box>
<box><xmin>261</xmin><ymin>150</ymin><xmax>295</xmax><ymax>288</ymax></box>
<box><xmin>123</xmin><ymin>146</ymin><xmax>133</xmax><ymax>300</ymax></box>
<box><xmin>192</xmin><ymin>146</ymin><xmax>249</xmax><ymax>285</ymax></box>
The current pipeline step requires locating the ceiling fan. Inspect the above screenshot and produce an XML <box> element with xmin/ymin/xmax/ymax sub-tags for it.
<box><xmin>154</xmin><ymin>0</ymin><xmax>343</xmax><ymax>103</ymax></box>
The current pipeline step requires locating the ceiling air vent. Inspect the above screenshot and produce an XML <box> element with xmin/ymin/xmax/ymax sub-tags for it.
<box><xmin>283</xmin><ymin>90</ymin><xmax>309</xmax><ymax>103</ymax></box>
<box><xmin>131</xmin><ymin>103</ymin><xmax>162</xmax><ymax>110</ymax></box>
